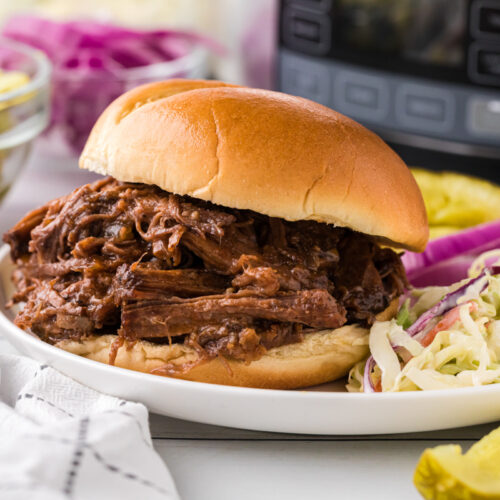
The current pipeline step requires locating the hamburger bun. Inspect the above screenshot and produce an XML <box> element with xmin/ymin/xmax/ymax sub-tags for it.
<box><xmin>55</xmin><ymin>299</ymin><xmax>398</xmax><ymax>389</ymax></box>
<box><xmin>80</xmin><ymin>79</ymin><xmax>428</xmax><ymax>251</ymax></box>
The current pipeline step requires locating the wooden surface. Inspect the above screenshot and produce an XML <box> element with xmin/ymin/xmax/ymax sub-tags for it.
<box><xmin>0</xmin><ymin>147</ymin><xmax>495</xmax><ymax>500</ymax></box>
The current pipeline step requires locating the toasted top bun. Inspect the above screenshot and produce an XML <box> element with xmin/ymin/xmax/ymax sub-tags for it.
<box><xmin>55</xmin><ymin>300</ymin><xmax>398</xmax><ymax>390</ymax></box>
<box><xmin>80</xmin><ymin>79</ymin><xmax>428</xmax><ymax>251</ymax></box>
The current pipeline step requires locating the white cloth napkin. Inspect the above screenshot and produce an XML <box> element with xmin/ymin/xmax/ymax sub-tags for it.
<box><xmin>0</xmin><ymin>354</ymin><xmax>180</xmax><ymax>500</ymax></box>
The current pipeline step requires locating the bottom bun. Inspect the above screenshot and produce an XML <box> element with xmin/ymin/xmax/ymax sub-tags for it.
<box><xmin>55</xmin><ymin>300</ymin><xmax>397</xmax><ymax>389</ymax></box>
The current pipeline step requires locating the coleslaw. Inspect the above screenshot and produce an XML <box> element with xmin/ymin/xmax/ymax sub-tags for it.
<box><xmin>347</xmin><ymin>250</ymin><xmax>500</xmax><ymax>392</ymax></box>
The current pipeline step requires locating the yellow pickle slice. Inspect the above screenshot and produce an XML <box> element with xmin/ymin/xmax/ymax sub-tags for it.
<box><xmin>414</xmin><ymin>427</ymin><xmax>500</xmax><ymax>499</ymax></box>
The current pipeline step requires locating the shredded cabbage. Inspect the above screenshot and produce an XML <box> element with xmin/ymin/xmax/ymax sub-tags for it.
<box><xmin>347</xmin><ymin>252</ymin><xmax>500</xmax><ymax>392</ymax></box>
<box><xmin>402</xmin><ymin>219</ymin><xmax>500</xmax><ymax>287</ymax></box>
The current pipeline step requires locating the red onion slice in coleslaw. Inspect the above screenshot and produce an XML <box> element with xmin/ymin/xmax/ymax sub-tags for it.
<box><xmin>363</xmin><ymin>356</ymin><xmax>376</xmax><ymax>393</ymax></box>
<box><xmin>406</xmin><ymin>271</ymin><xmax>489</xmax><ymax>337</ymax></box>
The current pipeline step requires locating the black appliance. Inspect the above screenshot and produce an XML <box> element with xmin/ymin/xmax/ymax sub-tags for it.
<box><xmin>277</xmin><ymin>0</ymin><xmax>500</xmax><ymax>182</ymax></box>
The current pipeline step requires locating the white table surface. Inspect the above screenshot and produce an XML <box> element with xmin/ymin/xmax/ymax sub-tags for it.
<box><xmin>1</xmin><ymin>147</ymin><xmax>497</xmax><ymax>500</ymax></box>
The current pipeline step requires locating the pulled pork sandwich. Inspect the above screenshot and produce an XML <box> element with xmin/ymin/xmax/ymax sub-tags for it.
<box><xmin>3</xmin><ymin>80</ymin><xmax>428</xmax><ymax>389</ymax></box>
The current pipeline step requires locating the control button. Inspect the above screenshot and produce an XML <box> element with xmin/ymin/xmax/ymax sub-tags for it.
<box><xmin>406</xmin><ymin>95</ymin><xmax>447</xmax><ymax>122</ymax></box>
<box><xmin>468</xmin><ymin>43</ymin><xmax>500</xmax><ymax>85</ymax></box>
<box><xmin>479</xmin><ymin>7</ymin><xmax>500</xmax><ymax>35</ymax></box>
<box><xmin>471</xmin><ymin>0</ymin><xmax>500</xmax><ymax>39</ymax></box>
<box><xmin>282</xmin><ymin>7</ymin><xmax>331</xmax><ymax>55</ymax></box>
<box><xmin>467</xmin><ymin>98</ymin><xmax>500</xmax><ymax>138</ymax></box>
<box><xmin>293</xmin><ymin>18</ymin><xmax>322</xmax><ymax>42</ymax></box>
<box><xmin>285</xmin><ymin>0</ymin><xmax>332</xmax><ymax>12</ymax></box>
<box><xmin>280</xmin><ymin>55</ymin><xmax>331</xmax><ymax>106</ymax></box>
<box><xmin>478</xmin><ymin>49</ymin><xmax>500</xmax><ymax>75</ymax></box>
<box><xmin>345</xmin><ymin>84</ymin><xmax>379</xmax><ymax>108</ymax></box>
<box><xmin>334</xmin><ymin>71</ymin><xmax>389</xmax><ymax>121</ymax></box>
<box><xmin>396</xmin><ymin>84</ymin><xmax>454</xmax><ymax>133</ymax></box>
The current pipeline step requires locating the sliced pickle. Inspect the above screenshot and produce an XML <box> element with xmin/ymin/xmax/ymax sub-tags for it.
<box><xmin>414</xmin><ymin>428</ymin><xmax>500</xmax><ymax>499</ymax></box>
<box><xmin>411</xmin><ymin>169</ymin><xmax>500</xmax><ymax>239</ymax></box>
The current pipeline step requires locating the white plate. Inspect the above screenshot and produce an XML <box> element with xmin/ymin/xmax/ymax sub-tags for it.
<box><xmin>2</xmin><ymin>244</ymin><xmax>500</xmax><ymax>435</ymax></box>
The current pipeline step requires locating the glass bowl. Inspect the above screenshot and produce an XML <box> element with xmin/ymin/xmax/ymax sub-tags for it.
<box><xmin>43</xmin><ymin>42</ymin><xmax>209</xmax><ymax>156</ymax></box>
<box><xmin>0</xmin><ymin>37</ymin><xmax>51</xmax><ymax>204</ymax></box>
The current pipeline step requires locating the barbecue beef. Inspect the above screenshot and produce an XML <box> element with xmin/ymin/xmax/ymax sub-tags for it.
<box><xmin>4</xmin><ymin>178</ymin><xmax>407</xmax><ymax>369</ymax></box>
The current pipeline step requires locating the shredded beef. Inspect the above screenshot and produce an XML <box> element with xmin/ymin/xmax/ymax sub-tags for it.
<box><xmin>121</xmin><ymin>289</ymin><xmax>346</xmax><ymax>338</ymax></box>
<box><xmin>3</xmin><ymin>177</ymin><xmax>407</xmax><ymax>371</ymax></box>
